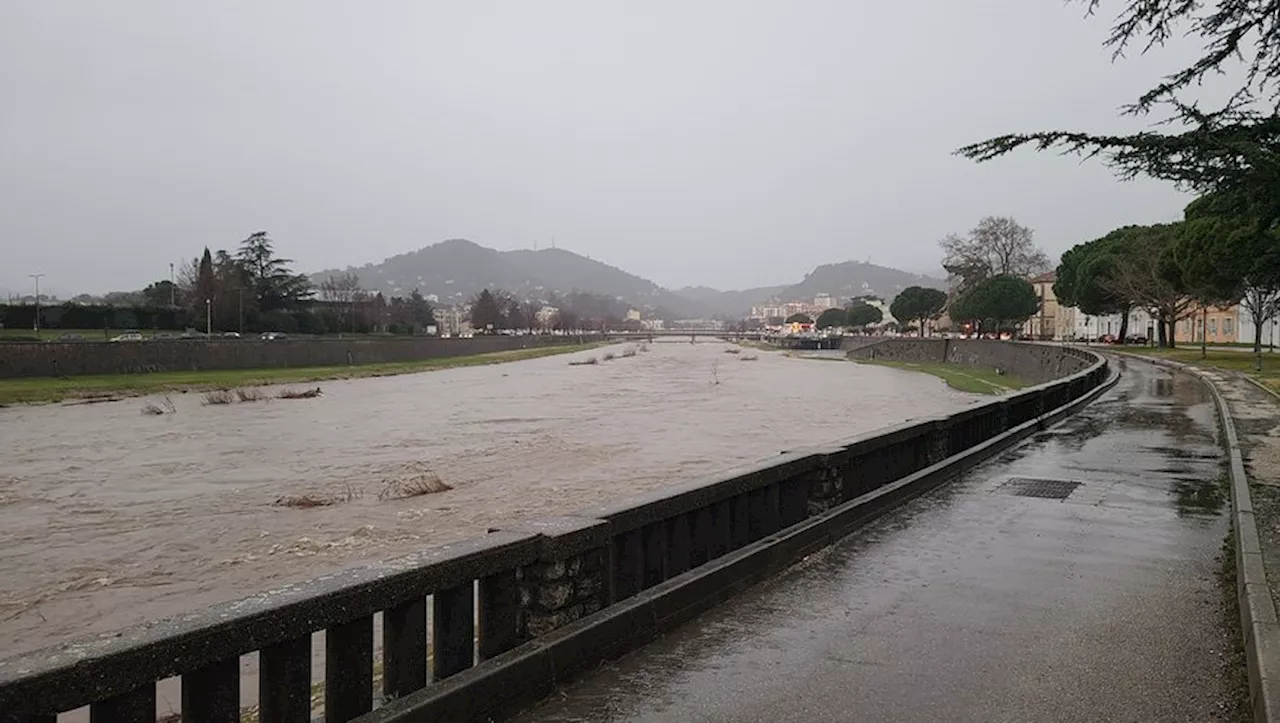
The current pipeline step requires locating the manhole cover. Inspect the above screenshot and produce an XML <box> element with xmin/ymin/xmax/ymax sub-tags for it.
<box><xmin>998</xmin><ymin>477</ymin><xmax>1081</xmax><ymax>500</ymax></box>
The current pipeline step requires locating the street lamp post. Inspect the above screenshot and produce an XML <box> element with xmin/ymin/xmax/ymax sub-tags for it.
<box><xmin>28</xmin><ymin>273</ymin><xmax>44</xmax><ymax>333</ymax></box>
<box><xmin>169</xmin><ymin>263</ymin><xmax>175</xmax><ymax>307</ymax></box>
<box><xmin>206</xmin><ymin>299</ymin><xmax>212</xmax><ymax>336</ymax></box>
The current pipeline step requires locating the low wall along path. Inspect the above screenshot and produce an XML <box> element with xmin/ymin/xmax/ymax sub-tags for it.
<box><xmin>847</xmin><ymin>337</ymin><xmax>1093</xmax><ymax>384</ymax></box>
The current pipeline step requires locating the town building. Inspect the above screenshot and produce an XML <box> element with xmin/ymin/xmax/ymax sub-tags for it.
<box><xmin>1025</xmin><ymin>272</ymin><xmax>1059</xmax><ymax>340</ymax></box>
<box><xmin>1174</xmin><ymin>303</ymin><xmax>1240</xmax><ymax>345</ymax></box>
<box><xmin>1239</xmin><ymin>310</ymin><xmax>1280</xmax><ymax>347</ymax></box>
<box><xmin>1065</xmin><ymin>307</ymin><xmax>1157</xmax><ymax>342</ymax></box>
<box><xmin>863</xmin><ymin>298</ymin><xmax>895</xmax><ymax>327</ymax></box>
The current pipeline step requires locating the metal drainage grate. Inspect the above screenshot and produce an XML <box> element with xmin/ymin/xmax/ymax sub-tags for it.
<box><xmin>998</xmin><ymin>477</ymin><xmax>1082</xmax><ymax>500</ymax></box>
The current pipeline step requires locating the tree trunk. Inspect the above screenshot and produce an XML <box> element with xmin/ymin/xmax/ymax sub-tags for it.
<box><xmin>1256</xmin><ymin>309</ymin><xmax>1266</xmax><ymax>372</ymax></box>
<box><xmin>1118</xmin><ymin>306</ymin><xmax>1130</xmax><ymax>343</ymax></box>
<box><xmin>1201</xmin><ymin>306</ymin><xmax>1208</xmax><ymax>359</ymax></box>
<box><xmin>1157</xmin><ymin>315</ymin><xmax>1170</xmax><ymax>348</ymax></box>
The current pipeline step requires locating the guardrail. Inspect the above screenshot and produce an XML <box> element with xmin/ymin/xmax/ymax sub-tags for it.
<box><xmin>0</xmin><ymin>346</ymin><xmax>1109</xmax><ymax>723</ymax></box>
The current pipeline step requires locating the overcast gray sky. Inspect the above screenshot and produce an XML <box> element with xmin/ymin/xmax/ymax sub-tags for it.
<box><xmin>1</xmin><ymin>0</ymin><xmax>1202</xmax><ymax>296</ymax></box>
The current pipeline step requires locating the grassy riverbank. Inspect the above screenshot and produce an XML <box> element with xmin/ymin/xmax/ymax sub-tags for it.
<box><xmin>1117</xmin><ymin>346</ymin><xmax>1280</xmax><ymax>394</ymax></box>
<box><xmin>856</xmin><ymin>359</ymin><xmax>1028</xmax><ymax>395</ymax></box>
<box><xmin>0</xmin><ymin>343</ymin><xmax>604</xmax><ymax>406</ymax></box>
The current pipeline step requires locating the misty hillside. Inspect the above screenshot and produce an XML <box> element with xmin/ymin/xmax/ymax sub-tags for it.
<box><xmin>311</xmin><ymin>239</ymin><xmax>706</xmax><ymax>315</ymax></box>
<box><xmin>671</xmin><ymin>285</ymin><xmax>789</xmax><ymax>317</ymax></box>
<box><xmin>669</xmin><ymin>262</ymin><xmax>943</xmax><ymax>317</ymax></box>
<box><xmin>779</xmin><ymin>261</ymin><xmax>945</xmax><ymax>301</ymax></box>
<box><xmin>313</xmin><ymin>240</ymin><xmax>943</xmax><ymax>319</ymax></box>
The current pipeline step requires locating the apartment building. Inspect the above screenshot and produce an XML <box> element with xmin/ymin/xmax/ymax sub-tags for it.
<box><xmin>1025</xmin><ymin>272</ymin><xmax>1057</xmax><ymax>340</ymax></box>
<box><xmin>1174</xmin><ymin>303</ymin><xmax>1240</xmax><ymax>345</ymax></box>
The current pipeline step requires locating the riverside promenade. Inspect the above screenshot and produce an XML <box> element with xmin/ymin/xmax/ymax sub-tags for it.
<box><xmin>513</xmin><ymin>356</ymin><xmax>1243</xmax><ymax>723</ymax></box>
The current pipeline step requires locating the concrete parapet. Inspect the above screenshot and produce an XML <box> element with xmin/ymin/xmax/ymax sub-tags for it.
<box><xmin>847</xmin><ymin>338</ymin><xmax>1095</xmax><ymax>384</ymax></box>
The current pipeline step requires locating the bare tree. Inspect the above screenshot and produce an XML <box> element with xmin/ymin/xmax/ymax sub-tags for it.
<box><xmin>1100</xmin><ymin>232</ymin><xmax>1193</xmax><ymax>347</ymax></box>
<box><xmin>176</xmin><ymin>257</ymin><xmax>200</xmax><ymax>308</ymax></box>
<box><xmin>520</xmin><ymin>299</ymin><xmax>541</xmax><ymax>332</ymax></box>
<box><xmin>319</xmin><ymin>272</ymin><xmax>362</xmax><ymax>333</ymax></box>
<box><xmin>940</xmin><ymin>217</ymin><xmax>1050</xmax><ymax>295</ymax></box>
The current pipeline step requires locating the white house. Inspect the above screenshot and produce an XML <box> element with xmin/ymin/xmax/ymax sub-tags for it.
<box><xmin>1060</xmin><ymin>306</ymin><xmax>1157</xmax><ymax>341</ymax></box>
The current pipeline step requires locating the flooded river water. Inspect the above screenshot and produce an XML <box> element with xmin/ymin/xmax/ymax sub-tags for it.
<box><xmin>0</xmin><ymin>341</ymin><xmax>977</xmax><ymax>656</ymax></box>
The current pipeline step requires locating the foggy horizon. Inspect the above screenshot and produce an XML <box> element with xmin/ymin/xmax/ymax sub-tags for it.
<box><xmin>2</xmin><ymin>1</ymin><xmax>1202</xmax><ymax>297</ymax></box>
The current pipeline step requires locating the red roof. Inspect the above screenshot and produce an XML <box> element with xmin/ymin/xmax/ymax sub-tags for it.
<box><xmin>1030</xmin><ymin>271</ymin><xmax>1056</xmax><ymax>283</ymax></box>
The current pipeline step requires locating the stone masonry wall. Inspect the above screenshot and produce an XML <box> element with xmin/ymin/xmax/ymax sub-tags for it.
<box><xmin>847</xmin><ymin>339</ymin><xmax>1092</xmax><ymax>385</ymax></box>
<box><xmin>520</xmin><ymin>548</ymin><xmax>608</xmax><ymax>638</ymax></box>
<box><xmin>0</xmin><ymin>334</ymin><xmax>584</xmax><ymax>378</ymax></box>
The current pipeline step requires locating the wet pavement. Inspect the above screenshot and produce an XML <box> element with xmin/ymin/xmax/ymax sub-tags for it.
<box><xmin>513</xmin><ymin>356</ymin><xmax>1242</xmax><ymax>723</ymax></box>
<box><xmin>1199</xmin><ymin>366</ymin><xmax>1280</xmax><ymax>620</ymax></box>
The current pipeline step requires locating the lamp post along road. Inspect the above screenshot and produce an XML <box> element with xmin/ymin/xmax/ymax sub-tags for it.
<box><xmin>28</xmin><ymin>273</ymin><xmax>44</xmax><ymax>333</ymax></box>
<box><xmin>206</xmin><ymin>299</ymin><xmax>211</xmax><ymax>336</ymax></box>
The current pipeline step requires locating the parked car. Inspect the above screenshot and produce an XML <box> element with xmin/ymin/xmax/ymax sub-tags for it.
<box><xmin>110</xmin><ymin>331</ymin><xmax>144</xmax><ymax>342</ymax></box>
<box><xmin>259</xmin><ymin>331</ymin><xmax>288</xmax><ymax>341</ymax></box>
<box><xmin>222</xmin><ymin>331</ymin><xmax>241</xmax><ymax>338</ymax></box>
<box><xmin>179</xmin><ymin>329</ymin><xmax>207</xmax><ymax>339</ymax></box>
<box><xmin>153</xmin><ymin>332</ymin><xmax>178</xmax><ymax>340</ymax></box>
<box><xmin>48</xmin><ymin>333</ymin><xmax>84</xmax><ymax>342</ymax></box>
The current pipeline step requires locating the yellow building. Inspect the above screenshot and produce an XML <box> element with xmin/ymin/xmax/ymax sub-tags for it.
<box><xmin>1174</xmin><ymin>303</ymin><xmax>1239</xmax><ymax>345</ymax></box>
<box><xmin>1025</xmin><ymin>272</ymin><xmax>1057</xmax><ymax>340</ymax></box>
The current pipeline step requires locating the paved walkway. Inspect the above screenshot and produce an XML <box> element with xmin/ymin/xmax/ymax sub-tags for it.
<box><xmin>513</xmin><ymin>357</ymin><xmax>1242</xmax><ymax>723</ymax></box>
<box><xmin>1199</xmin><ymin>365</ymin><xmax>1280</xmax><ymax>620</ymax></box>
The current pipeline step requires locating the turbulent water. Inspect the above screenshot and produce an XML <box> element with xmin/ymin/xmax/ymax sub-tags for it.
<box><xmin>0</xmin><ymin>341</ymin><xmax>978</xmax><ymax>655</ymax></box>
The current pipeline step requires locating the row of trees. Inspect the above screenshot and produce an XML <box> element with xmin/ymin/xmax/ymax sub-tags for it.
<box><xmin>1055</xmin><ymin>192</ymin><xmax>1280</xmax><ymax>356</ymax></box>
<box><xmin>957</xmin><ymin>2</ymin><xmax>1280</xmax><ymax>365</ymax></box>
<box><xmin>10</xmin><ymin>233</ymin><xmax>444</xmax><ymax>336</ymax></box>
<box><xmin>812</xmin><ymin>300</ymin><xmax>886</xmax><ymax>330</ymax></box>
<box><xmin>468</xmin><ymin>288</ymin><xmax>637</xmax><ymax>332</ymax></box>
<box><xmin>171</xmin><ymin>232</ymin><xmax>314</xmax><ymax>332</ymax></box>
<box><xmin>934</xmin><ymin>217</ymin><xmax>1047</xmax><ymax>334</ymax></box>
<box><xmin>316</xmin><ymin>271</ymin><xmax>436</xmax><ymax>335</ymax></box>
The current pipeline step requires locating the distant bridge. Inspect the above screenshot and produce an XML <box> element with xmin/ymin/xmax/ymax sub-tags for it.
<box><xmin>600</xmin><ymin>330</ymin><xmax>843</xmax><ymax>349</ymax></box>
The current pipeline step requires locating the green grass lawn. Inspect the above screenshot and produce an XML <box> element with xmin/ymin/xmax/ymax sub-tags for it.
<box><xmin>1114</xmin><ymin>345</ymin><xmax>1280</xmax><ymax>394</ymax></box>
<box><xmin>0</xmin><ymin>343</ymin><xmax>603</xmax><ymax>406</ymax></box>
<box><xmin>856</xmin><ymin>359</ymin><xmax>1029</xmax><ymax>395</ymax></box>
<box><xmin>0</xmin><ymin>328</ymin><xmax>118</xmax><ymax>341</ymax></box>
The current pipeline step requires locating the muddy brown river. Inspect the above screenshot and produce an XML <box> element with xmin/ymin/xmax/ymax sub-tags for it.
<box><xmin>0</xmin><ymin>341</ymin><xmax>977</xmax><ymax>657</ymax></box>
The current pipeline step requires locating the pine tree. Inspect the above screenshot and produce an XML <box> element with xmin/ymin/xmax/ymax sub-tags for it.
<box><xmin>470</xmin><ymin>289</ymin><xmax>505</xmax><ymax>332</ymax></box>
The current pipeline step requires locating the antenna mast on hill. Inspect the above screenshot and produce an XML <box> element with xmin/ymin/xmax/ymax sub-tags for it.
<box><xmin>551</xmin><ymin>237</ymin><xmax>556</xmax><ymax>249</ymax></box>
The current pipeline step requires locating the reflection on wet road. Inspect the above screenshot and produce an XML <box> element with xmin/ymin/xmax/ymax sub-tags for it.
<box><xmin>514</xmin><ymin>357</ymin><xmax>1238</xmax><ymax>723</ymax></box>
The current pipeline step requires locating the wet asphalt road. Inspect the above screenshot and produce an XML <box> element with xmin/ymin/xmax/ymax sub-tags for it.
<box><xmin>513</xmin><ymin>357</ymin><xmax>1237</xmax><ymax>723</ymax></box>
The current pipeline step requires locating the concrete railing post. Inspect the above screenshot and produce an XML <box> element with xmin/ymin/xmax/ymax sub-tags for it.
<box><xmin>504</xmin><ymin>517</ymin><xmax>611</xmax><ymax>638</ymax></box>
<box><xmin>800</xmin><ymin>448</ymin><xmax>846</xmax><ymax>514</ymax></box>
<box><xmin>925</xmin><ymin>421</ymin><xmax>950</xmax><ymax>466</ymax></box>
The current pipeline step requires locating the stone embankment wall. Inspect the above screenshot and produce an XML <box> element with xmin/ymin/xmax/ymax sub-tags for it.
<box><xmin>0</xmin><ymin>335</ymin><xmax>586</xmax><ymax>378</ymax></box>
<box><xmin>847</xmin><ymin>338</ymin><xmax>1093</xmax><ymax>384</ymax></box>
